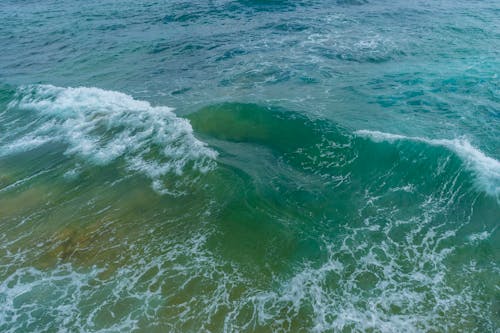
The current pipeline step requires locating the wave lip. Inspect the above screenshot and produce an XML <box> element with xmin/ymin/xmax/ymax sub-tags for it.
<box><xmin>5</xmin><ymin>84</ymin><xmax>217</xmax><ymax>193</ymax></box>
<box><xmin>356</xmin><ymin>129</ymin><xmax>500</xmax><ymax>200</ymax></box>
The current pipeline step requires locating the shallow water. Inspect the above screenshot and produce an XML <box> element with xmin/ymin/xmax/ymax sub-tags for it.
<box><xmin>0</xmin><ymin>0</ymin><xmax>499</xmax><ymax>332</ymax></box>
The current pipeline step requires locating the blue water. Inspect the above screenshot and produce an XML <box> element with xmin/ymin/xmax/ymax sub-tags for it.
<box><xmin>0</xmin><ymin>0</ymin><xmax>499</xmax><ymax>331</ymax></box>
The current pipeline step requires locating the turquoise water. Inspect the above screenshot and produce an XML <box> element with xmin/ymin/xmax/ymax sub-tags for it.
<box><xmin>0</xmin><ymin>0</ymin><xmax>499</xmax><ymax>332</ymax></box>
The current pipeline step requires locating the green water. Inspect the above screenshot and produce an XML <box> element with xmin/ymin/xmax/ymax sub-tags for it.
<box><xmin>0</xmin><ymin>0</ymin><xmax>499</xmax><ymax>331</ymax></box>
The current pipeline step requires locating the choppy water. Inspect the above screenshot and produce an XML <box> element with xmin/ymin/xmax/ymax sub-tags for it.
<box><xmin>0</xmin><ymin>0</ymin><xmax>499</xmax><ymax>332</ymax></box>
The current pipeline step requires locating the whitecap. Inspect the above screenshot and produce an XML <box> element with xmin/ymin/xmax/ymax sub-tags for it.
<box><xmin>355</xmin><ymin>130</ymin><xmax>500</xmax><ymax>200</ymax></box>
<box><xmin>4</xmin><ymin>84</ymin><xmax>217</xmax><ymax>194</ymax></box>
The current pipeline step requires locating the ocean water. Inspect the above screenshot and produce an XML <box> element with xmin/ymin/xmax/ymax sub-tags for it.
<box><xmin>0</xmin><ymin>0</ymin><xmax>499</xmax><ymax>331</ymax></box>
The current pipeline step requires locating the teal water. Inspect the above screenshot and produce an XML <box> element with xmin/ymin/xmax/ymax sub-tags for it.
<box><xmin>0</xmin><ymin>0</ymin><xmax>499</xmax><ymax>332</ymax></box>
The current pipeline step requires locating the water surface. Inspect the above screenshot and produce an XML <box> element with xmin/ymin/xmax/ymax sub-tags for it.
<box><xmin>0</xmin><ymin>0</ymin><xmax>499</xmax><ymax>331</ymax></box>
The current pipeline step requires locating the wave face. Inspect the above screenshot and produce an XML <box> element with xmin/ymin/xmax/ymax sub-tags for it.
<box><xmin>1</xmin><ymin>85</ymin><xmax>217</xmax><ymax>193</ymax></box>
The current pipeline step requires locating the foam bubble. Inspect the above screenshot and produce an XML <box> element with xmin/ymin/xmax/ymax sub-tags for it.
<box><xmin>356</xmin><ymin>130</ymin><xmax>500</xmax><ymax>200</ymax></box>
<box><xmin>0</xmin><ymin>169</ymin><xmax>52</xmax><ymax>193</ymax></box>
<box><xmin>467</xmin><ymin>230</ymin><xmax>492</xmax><ymax>243</ymax></box>
<box><xmin>4</xmin><ymin>85</ymin><xmax>217</xmax><ymax>193</ymax></box>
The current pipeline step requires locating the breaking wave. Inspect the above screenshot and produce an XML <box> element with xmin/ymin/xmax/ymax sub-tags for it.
<box><xmin>356</xmin><ymin>130</ymin><xmax>500</xmax><ymax>200</ymax></box>
<box><xmin>1</xmin><ymin>85</ymin><xmax>217</xmax><ymax>194</ymax></box>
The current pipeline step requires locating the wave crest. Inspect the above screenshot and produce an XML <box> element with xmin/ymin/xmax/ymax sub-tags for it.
<box><xmin>356</xmin><ymin>130</ymin><xmax>500</xmax><ymax>200</ymax></box>
<box><xmin>4</xmin><ymin>85</ymin><xmax>217</xmax><ymax>193</ymax></box>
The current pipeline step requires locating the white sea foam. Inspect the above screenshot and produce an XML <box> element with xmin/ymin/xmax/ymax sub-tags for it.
<box><xmin>0</xmin><ymin>169</ymin><xmax>52</xmax><ymax>193</ymax></box>
<box><xmin>467</xmin><ymin>231</ymin><xmax>491</xmax><ymax>243</ymax></box>
<box><xmin>4</xmin><ymin>85</ymin><xmax>217</xmax><ymax>193</ymax></box>
<box><xmin>0</xmin><ymin>203</ymin><xmax>494</xmax><ymax>332</ymax></box>
<box><xmin>355</xmin><ymin>130</ymin><xmax>500</xmax><ymax>200</ymax></box>
<box><xmin>0</xmin><ymin>229</ymin><xmax>244</xmax><ymax>332</ymax></box>
<box><xmin>223</xmin><ymin>194</ymin><xmax>493</xmax><ymax>332</ymax></box>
